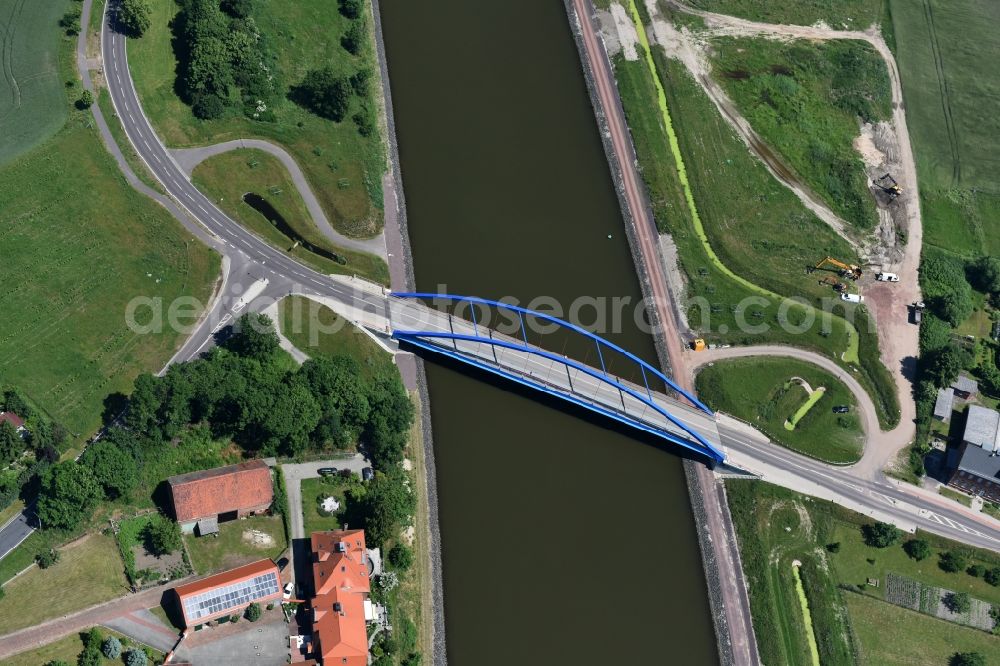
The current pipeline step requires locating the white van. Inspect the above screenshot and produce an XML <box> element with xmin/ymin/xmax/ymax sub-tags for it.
<box><xmin>876</xmin><ymin>272</ymin><xmax>900</xmax><ymax>282</ymax></box>
<box><xmin>841</xmin><ymin>293</ymin><xmax>863</xmax><ymax>303</ymax></box>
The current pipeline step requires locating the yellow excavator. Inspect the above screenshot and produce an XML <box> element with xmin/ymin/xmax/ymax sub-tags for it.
<box><xmin>813</xmin><ymin>256</ymin><xmax>862</xmax><ymax>281</ymax></box>
<box><xmin>873</xmin><ymin>173</ymin><xmax>902</xmax><ymax>200</ymax></box>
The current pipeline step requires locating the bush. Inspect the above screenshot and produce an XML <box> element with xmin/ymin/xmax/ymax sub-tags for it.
<box><xmin>76</xmin><ymin>90</ymin><xmax>94</xmax><ymax>110</ymax></box>
<box><xmin>950</xmin><ymin>652</ymin><xmax>985</xmax><ymax>666</ymax></box>
<box><xmin>967</xmin><ymin>564</ymin><xmax>986</xmax><ymax>578</ymax></box>
<box><xmin>221</xmin><ymin>0</ymin><xmax>254</xmax><ymax>18</ymax></box>
<box><xmin>939</xmin><ymin>550</ymin><xmax>968</xmax><ymax>573</ymax></box>
<box><xmin>246</xmin><ymin>601</ymin><xmax>262</xmax><ymax>622</ymax></box>
<box><xmin>143</xmin><ymin>517</ymin><xmax>182</xmax><ymax>556</ymax></box>
<box><xmin>192</xmin><ymin>93</ymin><xmax>226</xmax><ymax>120</ymax></box>
<box><xmin>339</xmin><ymin>0</ymin><xmax>362</xmax><ymax>19</ymax></box>
<box><xmin>903</xmin><ymin>539</ymin><xmax>930</xmax><ymax>561</ymax></box>
<box><xmin>35</xmin><ymin>548</ymin><xmax>60</xmax><ymax>569</ymax></box>
<box><xmin>101</xmin><ymin>636</ymin><xmax>122</xmax><ymax>659</ymax></box>
<box><xmin>124</xmin><ymin>648</ymin><xmax>148</xmax><ymax>666</ymax></box>
<box><xmin>341</xmin><ymin>20</ymin><xmax>366</xmax><ymax>55</ymax></box>
<box><xmin>944</xmin><ymin>591</ymin><xmax>971</xmax><ymax>614</ymax></box>
<box><xmin>984</xmin><ymin>566</ymin><xmax>1000</xmax><ymax>586</ymax></box>
<box><xmin>861</xmin><ymin>522</ymin><xmax>900</xmax><ymax>548</ymax></box>
<box><xmin>295</xmin><ymin>68</ymin><xmax>352</xmax><ymax>121</ymax></box>
<box><xmin>388</xmin><ymin>543</ymin><xmax>413</xmax><ymax>571</ymax></box>
<box><xmin>825</xmin><ymin>542</ymin><xmax>840</xmax><ymax>553</ymax></box>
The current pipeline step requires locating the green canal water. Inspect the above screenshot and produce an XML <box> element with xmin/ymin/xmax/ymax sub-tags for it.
<box><xmin>380</xmin><ymin>0</ymin><xmax>718</xmax><ymax>662</ymax></box>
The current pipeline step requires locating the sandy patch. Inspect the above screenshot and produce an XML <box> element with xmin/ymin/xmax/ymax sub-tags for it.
<box><xmin>610</xmin><ymin>3</ymin><xmax>640</xmax><ymax>61</ymax></box>
<box><xmin>853</xmin><ymin>123</ymin><xmax>886</xmax><ymax>169</ymax></box>
<box><xmin>243</xmin><ymin>529</ymin><xmax>275</xmax><ymax>548</ymax></box>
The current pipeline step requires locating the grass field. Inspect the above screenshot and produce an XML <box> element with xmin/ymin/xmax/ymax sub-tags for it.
<box><xmin>277</xmin><ymin>295</ymin><xmax>394</xmax><ymax>377</ymax></box>
<box><xmin>184</xmin><ymin>514</ymin><xmax>286</xmax><ymax>575</ymax></box>
<box><xmin>129</xmin><ymin>0</ymin><xmax>386</xmax><ymax>239</ymax></box>
<box><xmin>697</xmin><ymin>358</ymin><xmax>863</xmax><ymax>463</ymax></box>
<box><xmin>5</xmin><ymin>626</ymin><xmax>164</xmax><ymax>666</ymax></box>
<box><xmin>301</xmin><ymin>476</ymin><xmax>348</xmax><ymax>535</ymax></box>
<box><xmin>0</xmin><ymin>533</ymin><xmax>127</xmax><ymax>634</ymax></box>
<box><xmin>0</xmin><ymin>0</ymin><xmax>69</xmax><ymax>165</ymax></box>
<box><xmin>0</xmin><ymin>25</ymin><xmax>219</xmax><ymax>442</ymax></box>
<box><xmin>845</xmin><ymin>592</ymin><xmax>999</xmax><ymax>664</ymax></box>
<box><xmin>191</xmin><ymin>150</ymin><xmax>388</xmax><ymax>284</ymax></box>
<box><xmin>616</xmin><ymin>4</ymin><xmax>900</xmax><ymax>427</ymax></box>
<box><xmin>710</xmin><ymin>37</ymin><xmax>891</xmax><ymax>231</ymax></box>
<box><xmin>685</xmin><ymin>0</ymin><xmax>886</xmax><ymax>28</ymax></box>
<box><xmin>938</xmin><ymin>486</ymin><xmax>973</xmax><ymax>507</ymax></box>
<box><xmin>891</xmin><ymin>0</ymin><xmax>1000</xmax><ymax>257</ymax></box>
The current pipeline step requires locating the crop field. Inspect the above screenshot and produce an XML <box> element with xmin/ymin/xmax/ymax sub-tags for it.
<box><xmin>130</xmin><ymin>0</ymin><xmax>386</xmax><ymax>239</ymax></box>
<box><xmin>684</xmin><ymin>0</ymin><xmax>886</xmax><ymax>29</ymax></box>
<box><xmin>0</xmin><ymin>0</ymin><xmax>69</xmax><ymax>166</ymax></box>
<box><xmin>890</xmin><ymin>0</ymin><xmax>1000</xmax><ymax>257</ymax></box>
<box><xmin>696</xmin><ymin>357</ymin><xmax>863</xmax><ymax>463</ymax></box>
<box><xmin>0</xmin><ymin>31</ymin><xmax>219</xmax><ymax>441</ymax></box>
<box><xmin>191</xmin><ymin>149</ymin><xmax>388</xmax><ymax>284</ymax></box>
<box><xmin>710</xmin><ymin>37</ymin><xmax>890</xmax><ymax>232</ymax></box>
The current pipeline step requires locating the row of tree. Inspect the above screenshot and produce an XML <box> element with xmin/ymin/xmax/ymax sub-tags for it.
<box><xmin>175</xmin><ymin>0</ymin><xmax>280</xmax><ymax>119</ymax></box>
<box><xmin>859</xmin><ymin>521</ymin><xmax>1000</xmax><ymax>585</ymax></box>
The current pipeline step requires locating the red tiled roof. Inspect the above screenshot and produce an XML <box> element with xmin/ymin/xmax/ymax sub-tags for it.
<box><xmin>0</xmin><ymin>412</ymin><xmax>25</xmax><ymax>430</ymax></box>
<box><xmin>310</xmin><ymin>530</ymin><xmax>371</xmax><ymax>666</ymax></box>
<box><xmin>167</xmin><ymin>460</ymin><xmax>273</xmax><ymax>523</ymax></box>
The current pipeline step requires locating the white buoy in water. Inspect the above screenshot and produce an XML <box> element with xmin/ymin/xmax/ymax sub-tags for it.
<box><xmin>607</xmin><ymin>234</ymin><xmax>612</xmax><ymax>239</ymax></box>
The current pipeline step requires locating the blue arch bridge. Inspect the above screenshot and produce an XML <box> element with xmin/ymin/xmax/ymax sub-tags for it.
<box><xmin>384</xmin><ymin>293</ymin><xmax>726</xmax><ymax>467</ymax></box>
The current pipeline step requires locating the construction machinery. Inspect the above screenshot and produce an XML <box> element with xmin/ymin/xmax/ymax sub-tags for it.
<box><xmin>873</xmin><ymin>173</ymin><xmax>902</xmax><ymax>200</ymax></box>
<box><xmin>812</xmin><ymin>256</ymin><xmax>863</xmax><ymax>281</ymax></box>
<box><xmin>690</xmin><ymin>339</ymin><xmax>706</xmax><ymax>352</ymax></box>
<box><xmin>819</xmin><ymin>276</ymin><xmax>847</xmax><ymax>292</ymax></box>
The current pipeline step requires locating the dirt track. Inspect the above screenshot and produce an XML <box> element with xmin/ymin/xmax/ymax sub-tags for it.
<box><xmin>661</xmin><ymin>0</ymin><xmax>924</xmax><ymax>479</ymax></box>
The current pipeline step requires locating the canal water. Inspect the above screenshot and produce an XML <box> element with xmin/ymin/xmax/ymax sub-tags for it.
<box><xmin>380</xmin><ymin>0</ymin><xmax>718</xmax><ymax>663</ymax></box>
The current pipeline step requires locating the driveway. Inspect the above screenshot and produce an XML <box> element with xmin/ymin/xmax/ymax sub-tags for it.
<box><xmin>183</xmin><ymin>613</ymin><xmax>289</xmax><ymax>666</ymax></box>
<box><xmin>281</xmin><ymin>455</ymin><xmax>367</xmax><ymax>584</ymax></box>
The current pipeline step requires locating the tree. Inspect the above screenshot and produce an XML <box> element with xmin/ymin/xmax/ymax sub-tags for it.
<box><xmin>944</xmin><ymin>591</ymin><xmax>971</xmax><ymax>614</ymax></box>
<box><xmin>923</xmin><ymin>345</ymin><xmax>971</xmax><ymax>388</ymax></box>
<box><xmin>75</xmin><ymin>90</ymin><xmax>93</xmax><ymax>110</ymax></box>
<box><xmin>918</xmin><ymin>313</ymin><xmax>951</xmax><ymax>354</ymax></box>
<box><xmin>861</xmin><ymin>522</ymin><xmax>900</xmax><ymax>548</ymax></box>
<box><xmin>192</xmin><ymin>92</ymin><xmax>225</xmax><ymax>120</ymax></box>
<box><xmin>60</xmin><ymin>8</ymin><xmax>82</xmax><ymax>35</ymax></box>
<box><xmin>341</xmin><ymin>19</ymin><xmax>365</xmax><ymax>55</ymax></box>
<box><xmin>2</xmin><ymin>390</ymin><xmax>30</xmax><ymax>417</ymax></box>
<box><xmin>144</xmin><ymin>518</ymin><xmax>182</xmax><ymax>556</ymax></box>
<box><xmin>246</xmin><ymin>601</ymin><xmax>262</xmax><ymax>622</ymax></box>
<box><xmin>101</xmin><ymin>636</ymin><xmax>122</xmax><ymax>659</ymax></box>
<box><xmin>81</xmin><ymin>441</ymin><xmax>138</xmax><ymax>500</ymax></box>
<box><xmin>388</xmin><ymin>543</ymin><xmax>413</xmax><ymax>571</ymax></box>
<box><xmin>0</xmin><ymin>421</ymin><xmax>22</xmax><ymax>468</ymax></box>
<box><xmin>967</xmin><ymin>563</ymin><xmax>986</xmax><ymax>577</ymax></box>
<box><xmin>355</xmin><ymin>470</ymin><xmax>414</xmax><ymax>547</ymax></box>
<box><xmin>985</xmin><ymin>566</ymin><xmax>1000</xmax><ymax>586</ymax></box>
<box><xmin>221</xmin><ymin>0</ymin><xmax>253</xmax><ymax>18</ymax></box>
<box><xmin>35</xmin><ymin>548</ymin><xmax>60</xmax><ymax>569</ymax></box>
<box><xmin>78</xmin><ymin>628</ymin><xmax>104</xmax><ymax>666</ymax></box>
<box><xmin>119</xmin><ymin>0</ymin><xmax>152</xmax><ymax>37</ymax></box>
<box><xmin>826</xmin><ymin>542</ymin><xmax>841</xmax><ymax>553</ymax></box>
<box><xmin>339</xmin><ymin>0</ymin><xmax>362</xmax><ymax>19</ymax></box>
<box><xmin>939</xmin><ymin>550</ymin><xmax>968</xmax><ymax>573</ymax></box>
<box><xmin>903</xmin><ymin>539</ymin><xmax>930</xmax><ymax>561</ymax></box>
<box><xmin>124</xmin><ymin>648</ymin><xmax>149</xmax><ymax>666</ymax></box>
<box><xmin>37</xmin><ymin>462</ymin><xmax>102</xmax><ymax>530</ymax></box>
<box><xmin>950</xmin><ymin>652</ymin><xmax>985</xmax><ymax>666</ymax></box>
<box><xmin>224</xmin><ymin>314</ymin><xmax>280</xmax><ymax>360</ymax></box>
<box><xmin>968</xmin><ymin>256</ymin><xmax>1000</xmax><ymax>294</ymax></box>
<box><xmin>934</xmin><ymin>289</ymin><xmax>974</xmax><ymax>327</ymax></box>
<box><xmin>296</xmin><ymin>68</ymin><xmax>352</xmax><ymax>121</ymax></box>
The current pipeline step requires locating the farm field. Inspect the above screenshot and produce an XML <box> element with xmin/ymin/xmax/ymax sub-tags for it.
<box><xmin>611</xmin><ymin>17</ymin><xmax>899</xmax><ymax>427</ymax></box>
<box><xmin>696</xmin><ymin>357</ymin><xmax>863</xmax><ymax>463</ymax></box>
<box><xmin>277</xmin><ymin>295</ymin><xmax>394</xmax><ymax>378</ymax></box>
<box><xmin>709</xmin><ymin>37</ymin><xmax>891</xmax><ymax>231</ymax></box>
<box><xmin>684</xmin><ymin>0</ymin><xmax>886</xmax><ymax>29</ymax></box>
<box><xmin>0</xmin><ymin>29</ymin><xmax>219</xmax><ymax>442</ymax></box>
<box><xmin>890</xmin><ymin>0</ymin><xmax>1000</xmax><ymax>257</ymax></box>
<box><xmin>191</xmin><ymin>150</ymin><xmax>389</xmax><ymax>284</ymax></box>
<box><xmin>0</xmin><ymin>533</ymin><xmax>127</xmax><ymax>634</ymax></box>
<box><xmin>846</xmin><ymin>592</ymin><xmax>999</xmax><ymax>665</ymax></box>
<box><xmin>0</xmin><ymin>0</ymin><xmax>68</xmax><ymax>165</ymax></box>
<box><xmin>129</xmin><ymin>0</ymin><xmax>386</xmax><ymax>239</ymax></box>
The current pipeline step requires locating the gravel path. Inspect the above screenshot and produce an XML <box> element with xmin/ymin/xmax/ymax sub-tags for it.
<box><xmin>170</xmin><ymin>138</ymin><xmax>388</xmax><ymax>258</ymax></box>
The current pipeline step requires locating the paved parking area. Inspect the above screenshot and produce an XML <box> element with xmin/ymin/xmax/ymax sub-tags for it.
<box><xmin>184</xmin><ymin>614</ymin><xmax>289</xmax><ymax>665</ymax></box>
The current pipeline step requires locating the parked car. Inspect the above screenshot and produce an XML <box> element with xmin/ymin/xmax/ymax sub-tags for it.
<box><xmin>876</xmin><ymin>272</ymin><xmax>900</xmax><ymax>282</ymax></box>
<box><xmin>362</xmin><ymin>467</ymin><xmax>374</xmax><ymax>481</ymax></box>
<box><xmin>283</xmin><ymin>582</ymin><xmax>295</xmax><ymax>600</ymax></box>
<box><xmin>318</xmin><ymin>467</ymin><xmax>338</xmax><ymax>477</ymax></box>
<box><xmin>833</xmin><ymin>405</ymin><xmax>850</xmax><ymax>414</ymax></box>
<box><xmin>276</xmin><ymin>556</ymin><xmax>289</xmax><ymax>572</ymax></box>
<box><xmin>840</xmin><ymin>293</ymin><xmax>863</xmax><ymax>303</ymax></box>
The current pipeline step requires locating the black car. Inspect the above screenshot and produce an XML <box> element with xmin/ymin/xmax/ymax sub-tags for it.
<box><xmin>362</xmin><ymin>467</ymin><xmax>374</xmax><ymax>481</ymax></box>
<box><xmin>318</xmin><ymin>467</ymin><xmax>338</xmax><ymax>476</ymax></box>
<box><xmin>832</xmin><ymin>405</ymin><xmax>850</xmax><ymax>414</ymax></box>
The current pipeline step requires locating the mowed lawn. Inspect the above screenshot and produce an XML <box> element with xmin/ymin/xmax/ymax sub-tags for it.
<box><xmin>697</xmin><ymin>357</ymin><xmax>863</xmax><ymax>462</ymax></box>
<box><xmin>685</xmin><ymin>0</ymin><xmax>885</xmax><ymax>28</ymax></box>
<box><xmin>184</xmin><ymin>514</ymin><xmax>286</xmax><ymax>575</ymax></box>
<box><xmin>846</xmin><ymin>593</ymin><xmax>1000</xmax><ymax>665</ymax></box>
<box><xmin>891</xmin><ymin>0</ymin><xmax>1000</xmax><ymax>256</ymax></box>
<box><xmin>278</xmin><ymin>295</ymin><xmax>394</xmax><ymax>377</ymax></box>
<box><xmin>0</xmin><ymin>533</ymin><xmax>127</xmax><ymax>634</ymax></box>
<box><xmin>0</xmin><ymin>0</ymin><xmax>69</xmax><ymax>165</ymax></box>
<box><xmin>301</xmin><ymin>477</ymin><xmax>347</xmax><ymax>535</ymax></box>
<box><xmin>191</xmin><ymin>150</ymin><xmax>388</xmax><ymax>284</ymax></box>
<box><xmin>129</xmin><ymin>0</ymin><xmax>386</xmax><ymax>239</ymax></box>
<box><xmin>0</xmin><ymin>29</ymin><xmax>219</xmax><ymax>440</ymax></box>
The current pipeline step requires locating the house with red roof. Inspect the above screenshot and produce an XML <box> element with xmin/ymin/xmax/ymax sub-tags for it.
<box><xmin>167</xmin><ymin>460</ymin><xmax>273</xmax><ymax>535</ymax></box>
<box><xmin>306</xmin><ymin>529</ymin><xmax>376</xmax><ymax>666</ymax></box>
<box><xmin>0</xmin><ymin>411</ymin><xmax>26</xmax><ymax>433</ymax></box>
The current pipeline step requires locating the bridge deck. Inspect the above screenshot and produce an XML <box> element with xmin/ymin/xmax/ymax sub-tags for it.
<box><xmin>387</xmin><ymin>297</ymin><xmax>724</xmax><ymax>457</ymax></box>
